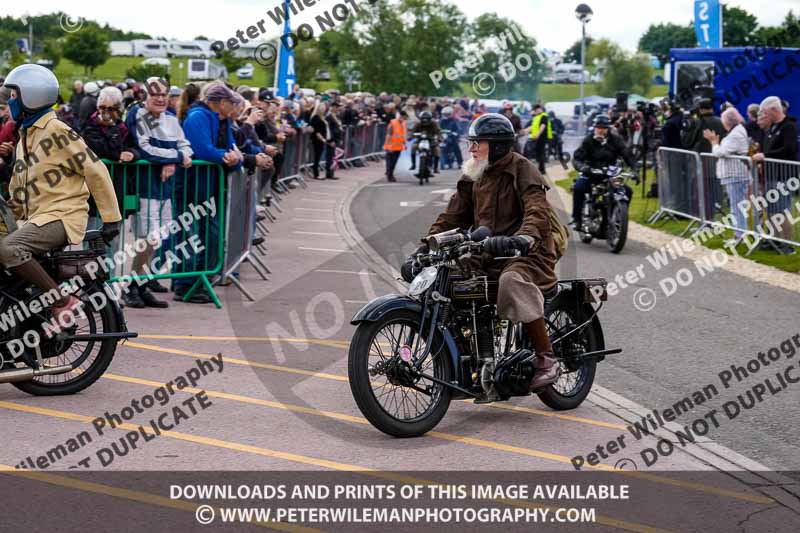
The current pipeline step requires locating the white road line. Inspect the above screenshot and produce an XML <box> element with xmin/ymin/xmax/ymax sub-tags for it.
<box><xmin>345</xmin><ymin>300</ymin><xmax>369</xmax><ymax>304</ymax></box>
<box><xmin>292</xmin><ymin>218</ymin><xmax>336</xmax><ymax>223</ymax></box>
<box><xmin>298</xmin><ymin>247</ymin><xmax>353</xmax><ymax>253</ymax></box>
<box><xmin>293</xmin><ymin>231</ymin><xmax>342</xmax><ymax>237</ymax></box>
<box><xmin>308</xmin><ymin>192</ymin><xmax>338</xmax><ymax>197</ymax></box>
<box><xmin>315</xmin><ymin>270</ymin><xmax>376</xmax><ymax>276</ymax></box>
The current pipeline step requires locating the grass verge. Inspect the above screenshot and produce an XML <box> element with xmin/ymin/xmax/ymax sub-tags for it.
<box><xmin>556</xmin><ymin>170</ymin><xmax>800</xmax><ymax>274</ymax></box>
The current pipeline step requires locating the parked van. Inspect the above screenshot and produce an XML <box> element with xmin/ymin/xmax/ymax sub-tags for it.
<box><xmin>554</xmin><ymin>63</ymin><xmax>589</xmax><ymax>84</ymax></box>
<box><xmin>132</xmin><ymin>40</ymin><xmax>168</xmax><ymax>58</ymax></box>
<box><xmin>187</xmin><ymin>59</ymin><xmax>228</xmax><ymax>81</ymax></box>
<box><xmin>167</xmin><ymin>41</ymin><xmax>209</xmax><ymax>58</ymax></box>
<box><xmin>109</xmin><ymin>41</ymin><xmax>133</xmax><ymax>57</ymax></box>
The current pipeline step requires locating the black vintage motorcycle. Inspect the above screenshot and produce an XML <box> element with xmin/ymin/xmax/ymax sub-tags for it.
<box><xmin>348</xmin><ymin>227</ymin><xmax>619</xmax><ymax>437</ymax></box>
<box><xmin>0</xmin><ymin>229</ymin><xmax>137</xmax><ymax>396</ymax></box>
<box><xmin>413</xmin><ymin>132</ymin><xmax>436</xmax><ymax>185</ymax></box>
<box><xmin>575</xmin><ymin>166</ymin><xmax>639</xmax><ymax>254</ymax></box>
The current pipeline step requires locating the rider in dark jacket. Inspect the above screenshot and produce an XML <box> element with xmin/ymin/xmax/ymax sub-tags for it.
<box><xmin>571</xmin><ymin>115</ymin><xmax>637</xmax><ymax>230</ymax></box>
<box><xmin>409</xmin><ymin>111</ymin><xmax>441</xmax><ymax>176</ymax></box>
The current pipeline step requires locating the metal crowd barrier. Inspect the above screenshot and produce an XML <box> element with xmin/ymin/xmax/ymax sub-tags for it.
<box><xmin>102</xmin><ymin>159</ymin><xmax>227</xmax><ymax>307</ymax></box>
<box><xmin>650</xmin><ymin>148</ymin><xmax>800</xmax><ymax>254</ymax></box>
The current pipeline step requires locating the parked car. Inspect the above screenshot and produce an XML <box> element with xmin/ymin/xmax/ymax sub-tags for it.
<box><xmin>236</xmin><ymin>63</ymin><xmax>254</xmax><ymax>79</ymax></box>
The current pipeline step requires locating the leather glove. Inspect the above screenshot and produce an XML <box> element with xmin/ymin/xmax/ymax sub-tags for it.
<box><xmin>483</xmin><ymin>235</ymin><xmax>535</xmax><ymax>258</ymax></box>
<box><xmin>101</xmin><ymin>221</ymin><xmax>121</xmax><ymax>244</ymax></box>
<box><xmin>401</xmin><ymin>244</ymin><xmax>429</xmax><ymax>283</ymax></box>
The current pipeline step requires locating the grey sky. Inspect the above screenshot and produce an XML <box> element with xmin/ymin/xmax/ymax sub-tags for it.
<box><xmin>7</xmin><ymin>1</ymin><xmax>797</xmax><ymax>53</ymax></box>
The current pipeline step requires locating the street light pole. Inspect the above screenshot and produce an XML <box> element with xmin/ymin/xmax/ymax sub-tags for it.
<box><xmin>574</xmin><ymin>3</ymin><xmax>593</xmax><ymax>131</ymax></box>
<box><xmin>580</xmin><ymin>21</ymin><xmax>586</xmax><ymax>128</ymax></box>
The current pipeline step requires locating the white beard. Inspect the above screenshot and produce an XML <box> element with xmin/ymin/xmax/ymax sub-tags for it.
<box><xmin>463</xmin><ymin>157</ymin><xmax>490</xmax><ymax>182</ymax></box>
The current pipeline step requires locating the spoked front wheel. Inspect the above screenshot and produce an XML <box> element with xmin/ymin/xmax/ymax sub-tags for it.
<box><xmin>348</xmin><ymin>310</ymin><xmax>453</xmax><ymax>437</ymax></box>
<box><xmin>607</xmin><ymin>202</ymin><xmax>629</xmax><ymax>254</ymax></box>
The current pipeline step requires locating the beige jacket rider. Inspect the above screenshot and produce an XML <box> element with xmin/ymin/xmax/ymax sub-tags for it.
<box><xmin>7</xmin><ymin>111</ymin><xmax>121</xmax><ymax>241</ymax></box>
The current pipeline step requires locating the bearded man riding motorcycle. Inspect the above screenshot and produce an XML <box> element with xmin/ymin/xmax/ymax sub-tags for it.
<box><xmin>402</xmin><ymin>113</ymin><xmax>560</xmax><ymax>390</ymax></box>
<box><xmin>1</xmin><ymin>64</ymin><xmax>121</xmax><ymax>327</ymax></box>
<box><xmin>408</xmin><ymin>111</ymin><xmax>441</xmax><ymax>176</ymax></box>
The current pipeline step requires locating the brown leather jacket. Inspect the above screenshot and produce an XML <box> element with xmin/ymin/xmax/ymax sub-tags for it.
<box><xmin>428</xmin><ymin>151</ymin><xmax>558</xmax><ymax>289</ymax></box>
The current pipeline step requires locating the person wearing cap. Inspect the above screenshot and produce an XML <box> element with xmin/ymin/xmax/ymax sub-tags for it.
<box><xmin>177</xmin><ymin>81</ymin><xmax>244</xmax><ymax>303</ymax></box>
<box><xmin>166</xmin><ymin>86</ymin><xmax>182</xmax><ymax>116</ymax></box>
<box><xmin>124</xmin><ymin>76</ymin><xmax>194</xmax><ymax>308</ymax></box>
<box><xmin>78</xmin><ymin>81</ymin><xmax>100</xmax><ymax>129</ymax></box>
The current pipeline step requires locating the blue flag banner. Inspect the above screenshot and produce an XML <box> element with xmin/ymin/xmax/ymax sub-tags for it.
<box><xmin>694</xmin><ymin>0</ymin><xmax>723</xmax><ymax>48</ymax></box>
<box><xmin>276</xmin><ymin>0</ymin><xmax>297</xmax><ymax>97</ymax></box>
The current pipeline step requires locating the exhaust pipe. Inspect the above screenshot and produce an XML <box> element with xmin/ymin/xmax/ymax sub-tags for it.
<box><xmin>0</xmin><ymin>364</ymin><xmax>75</xmax><ymax>384</ymax></box>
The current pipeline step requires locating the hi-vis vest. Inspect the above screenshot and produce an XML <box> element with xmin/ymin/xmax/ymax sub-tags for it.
<box><xmin>384</xmin><ymin>118</ymin><xmax>407</xmax><ymax>151</ymax></box>
<box><xmin>530</xmin><ymin>112</ymin><xmax>553</xmax><ymax>141</ymax></box>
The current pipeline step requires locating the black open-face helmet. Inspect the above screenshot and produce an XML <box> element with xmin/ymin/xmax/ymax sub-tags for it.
<box><xmin>593</xmin><ymin>114</ymin><xmax>612</xmax><ymax>128</ymax></box>
<box><xmin>420</xmin><ymin>110</ymin><xmax>432</xmax><ymax>124</ymax></box>
<box><xmin>467</xmin><ymin>113</ymin><xmax>516</xmax><ymax>163</ymax></box>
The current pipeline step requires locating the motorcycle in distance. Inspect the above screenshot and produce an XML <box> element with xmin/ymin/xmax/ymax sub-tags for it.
<box><xmin>575</xmin><ymin>165</ymin><xmax>640</xmax><ymax>254</ymax></box>
<box><xmin>0</xmin><ymin>229</ymin><xmax>137</xmax><ymax>395</ymax></box>
<box><xmin>348</xmin><ymin>227</ymin><xmax>620</xmax><ymax>437</ymax></box>
<box><xmin>413</xmin><ymin>132</ymin><xmax>436</xmax><ymax>186</ymax></box>
<box><xmin>439</xmin><ymin>129</ymin><xmax>462</xmax><ymax>171</ymax></box>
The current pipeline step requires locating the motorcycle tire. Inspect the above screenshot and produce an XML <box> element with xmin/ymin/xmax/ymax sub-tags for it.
<box><xmin>12</xmin><ymin>283</ymin><xmax>121</xmax><ymax>396</ymax></box>
<box><xmin>348</xmin><ymin>309</ymin><xmax>453</xmax><ymax>438</ymax></box>
<box><xmin>537</xmin><ymin>299</ymin><xmax>599</xmax><ymax>411</ymax></box>
<box><xmin>607</xmin><ymin>202</ymin><xmax>629</xmax><ymax>254</ymax></box>
<box><xmin>419</xmin><ymin>156</ymin><xmax>431</xmax><ymax>181</ymax></box>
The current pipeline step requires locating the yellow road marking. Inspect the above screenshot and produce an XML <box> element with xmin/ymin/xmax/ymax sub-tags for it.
<box><xmin>136</xmin><ymin>335</ymin><xmax>349</xmax><ymax>349</ymax></box>
<box><xmin>126</xmin><ymin>341</ymin><xmax>624</xmax><ymax>430</ymax></box>
<box><xmin>95</xmin><ymin>371</ymin><xmax>772</xmax><ymax>506</ymax></box>
<box><xmin>0</xmin><ymin>401</ymin><xmax>679</xmax><ymax>533</ymax></box>
<box><xmin>0</xmin><ymin>464</ymin><xmax>318</xmax><ymax>532</ymax></box>
<box><xmin>125</xmin><ymin>342</ymin><xmax>348</xmax><ymax>382</ymax></box>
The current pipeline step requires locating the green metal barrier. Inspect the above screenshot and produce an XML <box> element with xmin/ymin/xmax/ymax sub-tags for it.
<box><xmin>101</xmin><ymin>159</ymin><xmax>227</xmax><ymax>308</ymax></box>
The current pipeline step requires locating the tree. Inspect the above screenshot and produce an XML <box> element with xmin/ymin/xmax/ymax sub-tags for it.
<box><xmin>42</xmin><ymin>39</ymin><xmax>62</xmax><ymax>69</ymax></box>
<box><xmin>126</xmin><ymin>63</ymin><xmax>170</xmax><ymax>84</ymax></box>
<box><xmin>215</xmin><ymin>49</ymin><xmax>246</xmax><ymax>73</ymax></box>
<box><xmin>563</xmin><ymin>37</ymin><xmax>593</xmax><ymax>64</ymax></box>
<box><xmin>721</xmin><ymin>5</ymin><xmax>759</xmax><ymax>46</ymax></box>
<box><xmin>638</xmin><ymin>23</ymin><xmax>696</xmax><ymax>64</ymax></box>
<box><xmin>326</xmin><ymin>0</ymin><xmax>466</xmax><ymax>94</ymax></box>
<box><xmin>587</xmin><ymin>38</ymin><xmax>622</xmax><ymax>64</ymax></box>
<box><xmin>598</xmin><ymin>49</ymin><xmax>652</xmax><ymax>96</ymax></box>
<box><xmin>63</xmin><ymin>27</ymin><xmax>110</xmax><ymax>75</ymax></box>
<box><xmin>468</xmin><ymin>14</ymin><xmax>544</xmax><ymax>100</ymax></box>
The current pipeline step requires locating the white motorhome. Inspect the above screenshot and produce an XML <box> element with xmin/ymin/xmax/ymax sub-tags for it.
<box><xmin>554</xmin><ymin>63</ymin><xmax>589</xmax><ymax>84</ymax></box>
<box><xmin>132</xmin><ymin>40</ymin><xmax>168</xmax><ymax>58</ymax></box>
<box><xmin>167</xmin><ymin>41</ymin><xmax>209</xmax><ymax>58</ymax></box>
<box><xmin>109</xmin><ymin>41</ymin><xmax>133</xmax><ymax>57</ymax></box>
<box><xmin>187</xmin><ymin>59</ymin><xmax>228</xmax><ymax>81</ymax></box>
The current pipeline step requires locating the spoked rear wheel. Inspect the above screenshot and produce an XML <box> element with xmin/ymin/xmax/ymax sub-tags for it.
<box><xmin>12</xmin><ymin>283</ymin><xmax>120</xmax><ymax>396</ymax></box>
<box><xmin>348</xmin><ymin>310</ymin><xmax>453</xmax><ymax>437</ymax></box>
<box><xmin>537</xmin><ymin>298</ymin><xmax>598</xmax><ymax>410</ymax></box>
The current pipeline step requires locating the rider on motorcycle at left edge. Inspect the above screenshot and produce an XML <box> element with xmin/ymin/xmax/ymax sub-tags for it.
<box><xmin>0</xmin><ymin>64</ymin><xmax>122</xmax><ymax>328</ymax></box>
